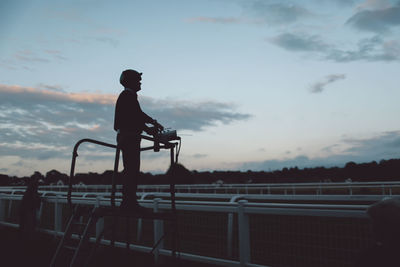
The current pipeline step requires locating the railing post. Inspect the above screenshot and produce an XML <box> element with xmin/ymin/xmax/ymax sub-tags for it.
<box><xmin>153</xmin><ymin>198</ymin><xmax>164</xmax><ymax>263</ymax></box>
<box><xmin>238</xmin><ymin>200</ymin><xmax>250</xmax><ymax>266</ymax></box>
<box><xmin>8</xmin><ymin>191</ymin><xmax>15</xmax><ymax>219</ymax></box>
<box><xmin>37</xmin><ymin>201</ymin><xmax>43</xmax><ymax>225</ymax></box>
<box><xmin>227</xmin><ymin>195</ymin><xmax>244</xmax><ymax>258</ymax></box>
<box><xmin>111</xmin><ymin>147</ymin><xmax>120</xmax><ymax>208</ymax></box>
<box><xmin>0</xmin><ymin>198</ymin><xmax>5</xmax><ymax>222</ymax></box>
<box><xmin>95</xmin><ymin>197</ymin><xmax>104</xmax><ymax>239</ymax></box>
<box><xmin>227</xmin><ymin>211</ymin><xmax>234</xmax><ymax>258</ymax></box>
<box><xmin>54</xmin><ymin>195</ymin><xmax>62</xmax><ymax>235</ymax></box>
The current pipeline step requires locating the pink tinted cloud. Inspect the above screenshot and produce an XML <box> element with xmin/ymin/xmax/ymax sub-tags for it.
<box><xmin>0</xmin><ymin>84</ymin><xmax>117</xmax><ymax>105</ymax></box>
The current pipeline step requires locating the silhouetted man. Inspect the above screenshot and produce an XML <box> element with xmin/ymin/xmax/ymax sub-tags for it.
<box><xmin>19</xmin><ymin>178</ymin><xmax>41</xmax><ymax>267</ymax></box>
<box><xmin>114</xmin><ymin>69</ymin><xmax>163</xmax><ymax>210</ymax></box>
<box><xmin>19</xmin><ymin>177</ymin><xmax>41</xmax><ymax>239</ymax></box>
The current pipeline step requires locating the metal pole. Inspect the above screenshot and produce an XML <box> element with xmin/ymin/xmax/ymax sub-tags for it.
<box><xmin>170</xmin><ymin>146</ymin><xmax>177</xmax><ymax>259</ymax></box>
<box><xmin>68</xmin><ymin>149</ymin><xmax>78</xmax><ymax>209</ymax></box>
<box><xmin>170</xmin><ymin>147</ymin><xmax>175</xmax><ymax>211</ymax></box>
<box><xmin>153</xmin><ymin>198</ymin><xmax>164</xmax><ymax>263</ymax></box>
<box><xmin>238</xmin><ymin>200</ymin><xmax>250</xmax><ymax>266</ymax></box>
<box><xmin>111</xmin><ymin>147</ymin><xmax>120</xmax><ymax>208</ymax></box>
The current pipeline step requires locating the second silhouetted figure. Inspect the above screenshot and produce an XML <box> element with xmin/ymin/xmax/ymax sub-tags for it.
<box><xmin>114</xmin><ymin>69</ymin><xmax>163</xmax><ymax>211</ymax></box>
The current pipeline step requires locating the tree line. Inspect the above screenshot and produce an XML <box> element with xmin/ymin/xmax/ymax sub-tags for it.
<box><xmin>1</xmin><ymin>159</ymin><xmax>399</xmax><ymax>186</ymax></box>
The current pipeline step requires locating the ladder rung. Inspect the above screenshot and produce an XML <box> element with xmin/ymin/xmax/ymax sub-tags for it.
<box><xmin>50</xmin><ymin>205</ymin><xmax>99</xmax><ymax>267</ymax></box>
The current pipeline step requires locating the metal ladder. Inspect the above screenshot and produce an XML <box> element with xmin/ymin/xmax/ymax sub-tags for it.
<box><xmin>50</xmin><ymin>205</ymin><xmax>99</xmax><ymax>267</ymax></box>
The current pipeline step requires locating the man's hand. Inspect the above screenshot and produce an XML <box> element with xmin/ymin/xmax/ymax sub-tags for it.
<box><xmin>144</xmin><ymin>126</ymin><xmax>158</xmax><ymax>136</ymax></box>
<box><xmin>152</xmin><ymin>120</ymin><xmax>164</xmax><ymax>131</ymax></box>
<box><xmin>144</xmin><ymin>119</ymin><xmax>164</xmax><ymax>136</ymax></box>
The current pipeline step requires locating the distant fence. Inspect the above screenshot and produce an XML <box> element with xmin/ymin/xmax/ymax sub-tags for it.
<box><xmin>0</xmin><ymin>188</ymin><xmax>381</xmax><ymax>267</ymax></box>
<box><xmin>3</xmin><ymin>180</ymin><xmax>400</xmax><ymax>195</ymax></box>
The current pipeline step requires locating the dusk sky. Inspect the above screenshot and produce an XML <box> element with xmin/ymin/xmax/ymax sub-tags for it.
<box><xmin>1</xmin><ymin>0</ymin><xmax>400</xmax><ymax>177</ymax></box>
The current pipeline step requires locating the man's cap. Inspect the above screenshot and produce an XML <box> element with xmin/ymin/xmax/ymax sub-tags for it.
<box><xmin>120</xmin><ymin>69</ymin><xmax>142</xmax><ymax>87</ymax></box>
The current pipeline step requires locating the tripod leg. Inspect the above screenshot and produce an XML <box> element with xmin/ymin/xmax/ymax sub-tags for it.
<box><xmin>126</xmin><ymin>217</ymin><xmax>130</xmax><ymax>250</ymax></box>
<box><xmin>85</xmin><ymin>227</ymin><xmax>105</xmax><ymax>266</ymax></box>
<box><xmin>111</xmin><ymin>216</ymin><xmax>116</xmax><ymax>248</ymax></box>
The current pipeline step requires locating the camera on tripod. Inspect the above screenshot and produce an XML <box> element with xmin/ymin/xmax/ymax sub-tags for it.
<box><xmin>156</xmin><ymin>129</ymin><xmax>179</xmax><ymax>142</ymax></box>
<box><xmin>152</xmin><ymin>129</ymin><xmax>180</xmax><ymax>152</ymax></box>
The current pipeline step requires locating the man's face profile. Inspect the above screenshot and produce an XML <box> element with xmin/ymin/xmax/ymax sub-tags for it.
<box><xmin>129</xmin><ymin>77</ymin><xmax>141</xmax><ymax>92</ymax></box>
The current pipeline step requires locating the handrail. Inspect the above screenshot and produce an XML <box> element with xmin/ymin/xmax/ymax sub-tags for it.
<box><xmin>67</xmin><ymin>135</ymin><xmax>178</xmax><ymax>208</ymax></box>
<box><xmin>4</xmin><ymin>181</ymin><xmax>400</xmax><ymax>193</ymax></box>
<box><xmin>68</xmin><ymin>138</ymin><xmax>117</xmax><ymax>207</ymax></box>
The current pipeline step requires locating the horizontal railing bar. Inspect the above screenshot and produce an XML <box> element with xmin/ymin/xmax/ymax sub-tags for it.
<box><xmin>3</xmin><ymin>180</ymin><xmax>400</xmax><ymax>192</ymax></box>
<box><xmin>0</xmin><ymin>189</ymin><xmax>388</xmax><ymax>203</ymax></box>
<box><xmin>2</xmin><ymin>194</ymin><xmax>367</xmax><ymax>218</ymax></box>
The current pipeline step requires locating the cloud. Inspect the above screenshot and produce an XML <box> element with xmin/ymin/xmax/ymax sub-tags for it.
<box><xmin>342</xmin><ymin>131</ymin><xmax>400</xmax><ymax>158</ymax></box>
<box><xmin>346</xmin><ymin>2</ymin><xmax>400</xmax><ymax>33</ymax></box>
<box><xmin>191</xmin><ymin>153</ymin><xmax>208</xmax><ymax>159</ymax></box>
<box><xmin>0</xmin><ymin>49</ymin><xmax>68</xmax><ymax>71</ymax></box>
<box><xmin>36</xmin><ymin>83</ymin><xmax>66</xmax><ymax>92</ymax></box>
<box><xmin>310</xmin><ymin>74</ymin><xmax>346</xmax><ymax>93</ymax></box>
<box><xmin>188</xmin><ymin>1</ymin><xmax>400</xmax><ymax>63</ymax></box>
<box><xmin>93</xmin><ymin>37</ymin><xmax>119</xmax><ymax>47</ymax></box>
<box><xmin>0</xmin><ymin>84</ymin><xmax>116</xmax><ymax>105</ymax></box>
<box><xmin>241</xmin><ymin>155</ymin><xmax>320</xmax><ymax>171</ymax></box>
<box><xmin>0</xmin><ymin>84</ymin><xmax>251</xmax><ymax>162</ymax></box>
<box><xmin>187</xmin><ymin>17</ymin><xmax>241</xmax><ymax>24</ymax></box>
<box><xmin>44</xmin><ymin>49</ymin><xmax>68</xmax><ymax>60</ymax></box>
<box><xmin>270</xmin><ymin>33</ymin><xmax>328</xmax><ymax>52</ymax></box>
<box><xmin>14</xmin><ymin>50</ymin><xmax>49</xmax><ymax>63</ymax></box>
<box><xmin>240</xmin><ymin>131</ymin><xmax>400</xmax><ymax>171</ymax></box>
<box><xmin>269</xmin><ymin>32</ymin><xmax>400</xmax><ymax>62</ymax></box>
<box><xmin>140</xmin><ymin>97</ymin><xmax>252</xmax><ymax>131</ymax></box>
<box><xmin>244</xmin><ymin>1</ymin><xmax>313</xmax><ymax>25</ymax></box>
<box><xmin>329</xmin><ymin>0</ymin><xmax>357</xmax><ymax>5</ymax></box>
<box><xmin>327</xmin><ymin>35</ymin><xmax>400</xmax><ymax>62</ymax></box>
<box><xmin>356</xmin><ymin>0</ymin><xmax>392</xmax><ymax>11</ymax></box>
<box><xmin>0</xmin><ymin>59</ymin><xmax>17</xmax><ymax>70</ymax></box>
<box><xmin>188</xmin><ymin>1</ymin><xmax>313</xmax><ymax>26</ymax></box>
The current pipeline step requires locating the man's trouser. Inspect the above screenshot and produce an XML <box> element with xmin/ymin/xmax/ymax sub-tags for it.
<box><xmin>117</xmin><ymin>133</ymin><xmax>141</xmax><ymax>203</ymax></box>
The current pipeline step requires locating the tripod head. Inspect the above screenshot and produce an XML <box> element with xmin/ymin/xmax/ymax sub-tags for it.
<box><xmin>153</xmin><ymin>128</ymin><xmax>180</xmax><ymax>152</ymax></box>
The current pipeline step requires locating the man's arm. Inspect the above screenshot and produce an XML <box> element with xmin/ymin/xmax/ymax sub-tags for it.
<box><xmin>142</xmin><ymin>112</ymin><xmax>154</xmax><ymax>124</ymax></box>
<box><xmin>142</xmin><ymin>112</ymin><xmax>164</xmax><ymax>135</ymax></box>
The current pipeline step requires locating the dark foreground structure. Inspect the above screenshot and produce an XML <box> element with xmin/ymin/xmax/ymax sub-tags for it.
<box><xmin>0</xmin><ymin>226</ymin><xmax>220</xmax><ymax>267</ymax></box>
<box><xmin>0</xmin><ymin>193</ymin><xmax>375</xmax><ymax>267</ymax></box>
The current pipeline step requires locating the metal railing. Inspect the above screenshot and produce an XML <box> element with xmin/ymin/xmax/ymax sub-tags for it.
<box><xmin>3</xmin><ymin>180</ymin><xmax>399</xmax><ymax>196</ymax></box>
<box><xmin>0</xmin><ymin>192</ymin><xmax>374</xmax><ymax>267</ymax></box>
<box><xmin>67</xmin><ymin>136</ymin><xmax>178</xmax><ymax>208</ymax></box>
